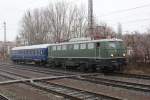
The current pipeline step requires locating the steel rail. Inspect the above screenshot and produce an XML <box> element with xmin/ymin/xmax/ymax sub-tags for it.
<box><xmin>73</xmin><ymin>76</ymin><xmax>150</xmax><ymax>93</ymax></box>
<box><xmin>27</xmin><ymin>80</ymin><xmax>121</xmax><ymax>100</ymax></box>
<box><xmin>0</xmin><ymin>94</ymin><xmax>9</xmax><ymax>100</ymax></box>
<box><xmin>113</xmin><ymin>72</ymin><xmax>150</xmax><ymax>80</ymax></box>
<box><xmin>0</xmin><ymin>63</ymin><xmax>78</xmax><ymax>76</ymax></box>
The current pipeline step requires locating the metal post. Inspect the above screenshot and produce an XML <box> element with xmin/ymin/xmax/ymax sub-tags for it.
<box><xmin>3</xmin><ymin>21</ymin><xmax>6</xmax><ymax>61</ymax></box>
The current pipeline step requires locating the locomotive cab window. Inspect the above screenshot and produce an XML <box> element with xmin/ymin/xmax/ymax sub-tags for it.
<box><xmin>96</xmin><ymin>42</ymin><xmax>100</xmax><ymax>48</ymax></box>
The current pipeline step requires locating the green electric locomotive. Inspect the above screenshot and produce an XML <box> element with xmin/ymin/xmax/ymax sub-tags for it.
<box><xmin>47</xmin><ymin>38</ymin><xmax>127</xmax><ymax>72</ymax></box>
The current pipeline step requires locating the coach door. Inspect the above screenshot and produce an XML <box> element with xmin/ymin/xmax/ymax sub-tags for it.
<box><xmin>96</xmin><ymin>42</ymin><xmax>100</xmax><ymax>58</ymax></box>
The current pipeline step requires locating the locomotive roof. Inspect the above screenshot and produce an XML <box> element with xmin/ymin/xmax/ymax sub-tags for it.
<box><xmin>53</xmin><ymin>38</ymin><xmax>123</xmax><ymax>45</ymax></box>
<box><xmin>12</xmin><ymin>38</ymin><xmax>123</xmax><ymax>50</ymax></box>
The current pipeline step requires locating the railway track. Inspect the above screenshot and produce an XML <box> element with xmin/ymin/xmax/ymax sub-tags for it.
<box><xmin>2</xmin><ymin>62</ymin><xmax>150</xmax><ymax>81</ymax></box>
<box><xmin>9</xmin><ymin>63</ymin><xmax>150</xmax><ymax>80</ymax></box>
<box><xmin>0</xmin><ymin>69</ymin><xmax>30</xmax><ymax>79</ymax></box>
<box><xmin>73</xmin><ymin>76</ymin><xmax>150</xmax><ymax>93</ymax></box>
<box><xmin>0</xmin><ymin>94</ymin><xmax>9</xmax><ymax>100</ymax></box>
<box><xmin>0</xmin><ymin>73</ymin><xmax>15</xmax><ymax>80</ymax></box>
<box><xmin>0</xmin><ymin>63</ymin><xmax>79</xmax><ymax>76</ymax></box>
<box><xmin>27</xmin><ymin>80</ymin><xmax>121</xmax><ymax>100</ymax></box>
<box><xmin>0</xmin><ymin>62</ymin><xmax>150</xmax><ymax>99</ymax></box>
<box><xmin>0</xmin><ymin>64</ymin><xmax>116</xmax><ymax>100</ymax></box>
<box><xmin>0</xmin><ymin>74</ymin><xmax>121</xmax><ymax>100</ymax></box>
<box><xmin>113</xmin><ymin>72</ymin><xmax>150</xmax><ymax>80</ymax></box>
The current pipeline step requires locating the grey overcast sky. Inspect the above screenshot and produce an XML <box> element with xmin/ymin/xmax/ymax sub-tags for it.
<box><xmin>0</xmin><ymin>0</ymin><xmax>150</xmax><ymax>41</ymax></box>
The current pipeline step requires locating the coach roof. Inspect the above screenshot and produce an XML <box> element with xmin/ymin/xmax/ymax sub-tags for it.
<box><xmin>12</xmin><ymin>44</ymin><xmax>52</xmax><ymax>50</ymax></box>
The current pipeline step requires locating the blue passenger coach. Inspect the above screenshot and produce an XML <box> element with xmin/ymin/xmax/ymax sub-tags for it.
<box><xmin>11</xmin><ymin>44</ymin><xmax>51</xmax><ymax>64</ymax></box>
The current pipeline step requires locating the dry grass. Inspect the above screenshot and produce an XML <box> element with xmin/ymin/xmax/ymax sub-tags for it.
<box><xmin>124</xmin><ymin>63</ymin><xmax>150</xmax><ymax>75</ymax></box>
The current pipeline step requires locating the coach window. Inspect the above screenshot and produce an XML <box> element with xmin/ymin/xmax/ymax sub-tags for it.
<box><xmin>32</xmin><ymin>50</ymin><xmax>34</xmax><ymax>55</ymax></box>
<box><xmin>88</xmin><ymin>43</ymin><xmax>94</xmax><ymax>49</ymax></box>
<box><xmin>27</xmin><ymin>50</ymin><xmax>29</xmax><ymax>54</ymax></box>
<box><xmin>40</xmin><ymin>50</ymin><xmax>42</xmax><ymax>54</ymax></box>
<box><xmin>33</xmin><ymin>50</ymin><xmax>35</xmax><ymax>55</ymax></box>
<box><xmin>37</xmin><ymin>50</ymin><xmax>39</xmax><ymax>54</ymax></box>
<box><xmin>80</xmin><ymin>43</ymin><xmax>86</xmax><ymax>49</ymax></box>
<box><xmin>62</xmin><ymin>45</ymin><xmax>67</xmax><ymax>50</ymax></box>
<box><xmin>24</xmin><ymin>50</ymin><xmax>26</xmax><ymax>54</ymax></box>
<box><xmin>74</xmin><ymin>44</ymin><xmax>79</xmax><ymax>50</ymax></box>
<box><xmin>37</xmin><ymin>50</ymin><xmax>40</xmax><ymax>55</ymax></box>
<box><xmin>40</xmin><ymin>50</ymin><xmax>43</xmax><ymax>55</ymax></box>
<box><xmin>29</xmin><ymin>50</ymin><xmax>31</xmax><ymax>54</ymax></box>
<box><xmin>28</xmin><ymin>50</ymin><xmax>30</xmax><ymax>54</ymax></box>
<box><xmin>52</xmin><ymin>46</ymin><xmax>56</xmax><ymax>51</ymax></box>
<box><xmin>33</xmin><ymin>50</ymin><xmax>35</xmax><ymax>54</ymax></box>
<box><xmin>36</xmin><ymin>50</ymin><xmax>38</xmax><ymax>54</ymax></box>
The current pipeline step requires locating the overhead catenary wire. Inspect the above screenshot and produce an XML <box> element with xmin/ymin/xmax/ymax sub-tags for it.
<box><xmin>103</xmin><ymin>18</ymin><xmax>150</xmax><ymax>25</ymax></box>
<box><xmin>101</xmin><ymin>3</ymin><xmax>150</xmax><ymax>16</ymax></box>
<box><xmin>121</xmin><ymin>18</ymin><xmax>150</xmax><ymax>24</ymax></box>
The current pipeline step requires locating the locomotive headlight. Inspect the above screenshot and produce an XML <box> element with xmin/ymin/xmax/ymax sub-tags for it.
<box><xmin>111</xmin><ymin>54</ymin><xmax>114</xmax><ymax>57</ymax></box>
<box><xmin>123</xmin><ymin>53</ymin><xmax>126</xmax><ymax>57</ymax></box>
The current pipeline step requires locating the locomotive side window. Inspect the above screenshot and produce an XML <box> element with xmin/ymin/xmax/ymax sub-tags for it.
<box><xmin>80</xmin><ymin>43</ymin><xmax>86</xmax><ymax>49</ymax></box>
<box><xmin>57</xmin><ymin>45</ymin><xmax>61</xmax><ymax>51</ymax></box>
<box><xmin>74</xmin><ymin>44</ymin><xmax>79</xmax><ymax>50</ymax></box>
<box><xmin>88</xmin><ymin>43</ymin><xmax>94</xmax><ymax>49</ymax></box>
<box><xmin>52</xmin><ymin>46</ymin><xmax>56</xmax><ymax>51</ymax></box>
<box><xmin>69</xmin><ymin>44</ymin><xmax>73</xmax><ymax>50</ymax></box>
<box><xmin>109</xmin><ymin>42</ymin><xmax>116</xmax><ymax>48</ymax></box>
<box><xmin>62</xmin><ymin>45</ymin><xmax>67</xmax><ymax>50</ymax></box>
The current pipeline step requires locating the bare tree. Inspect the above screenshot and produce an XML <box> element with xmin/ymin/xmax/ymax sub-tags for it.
<box><xmin>123</xmin><ymin>31</ymin><xmax>150</xmax><ymax>64</ymax></box>
<box><xmin>19</xmin><ymin>1</ymin><xmax>88</xmax><ymax>44</ymax></box>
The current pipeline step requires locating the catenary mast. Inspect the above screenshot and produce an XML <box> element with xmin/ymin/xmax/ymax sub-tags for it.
<box><xmin>88</xmin><ymin>0</ymin><xmax>94</xmax><ymax>39</ymax></box>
